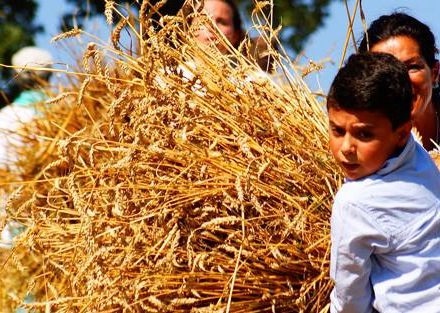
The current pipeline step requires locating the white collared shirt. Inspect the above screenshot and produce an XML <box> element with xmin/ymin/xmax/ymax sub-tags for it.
<box><xmin>330</xmin><ymin>135</ymin><xmax>440</xmax><ymax>313</ymax></box>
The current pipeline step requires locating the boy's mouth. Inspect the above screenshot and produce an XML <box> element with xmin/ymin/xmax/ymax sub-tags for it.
<box><xmin>341</xmin><ymin>162</ymin><xmax>359</xmax><ymax>172</ymax></box>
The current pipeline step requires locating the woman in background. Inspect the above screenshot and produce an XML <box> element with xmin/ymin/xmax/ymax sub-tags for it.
<box><xmin>193</xmin><ymin>0</ymin><xmax>245</xmax><ymax>55</ymax></box>
<box><xmin>192</xmin><ymin>0</ymin><xmax>275</xmax><ymax>72</ymax></box>
<box><xmin>359</xmin><ymin>13</ymin><xmax>440</xmax><ymax>151</ymax></box>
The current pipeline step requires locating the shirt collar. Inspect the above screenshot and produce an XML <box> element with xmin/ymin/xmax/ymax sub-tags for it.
<box><xmin>375</xmin><ymin>134</ymin><xmax>415</xmax><ymax>176</ymax></box>
<box><xmin>344</xmin><ymin>134</ymin><xmax>416</xmax><ymax>183</ymax></box>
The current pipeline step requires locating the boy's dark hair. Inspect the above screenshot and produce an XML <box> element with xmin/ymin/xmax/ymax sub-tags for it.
<box><xmin>327</xmin><ymin>52</ymin><xmax>412</xmax><ymax>129</ymax></box>
<box><xmin>359</xmin><ymin>13</ymin><xmax>438</xmax><ymax>68</ymax></box>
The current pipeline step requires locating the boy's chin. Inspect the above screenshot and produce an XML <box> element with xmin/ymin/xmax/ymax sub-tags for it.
<box><xmin>343</xmin><ymin>168</ymin><xmax>372</xmax><ymax>181</ymax></box>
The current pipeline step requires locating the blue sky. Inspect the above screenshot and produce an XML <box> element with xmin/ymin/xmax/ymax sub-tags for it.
<box><xmin>303</xmin><ymin>0</ymin><xmax>440</xmax><ymax>93</ymax></box>
<box><xmin>35</xmin><ymin>0</ymin><xmax>440</xmax><ymax>92</ymax></box>
<box><xmin>35</xmin><ymin>0</ymin><xmax>110</xmax><ymax>70</ymax></box>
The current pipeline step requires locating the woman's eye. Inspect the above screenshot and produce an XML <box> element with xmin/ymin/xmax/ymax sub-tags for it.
<box><xmin>215</xmin><ymin>18</ymin><xmax>228</xmax><ymax>26</ymax></box>
<box><xmin>407</xmin><ymin>63</ymin><xmax>424</xmax><ymax>72</ymax></box>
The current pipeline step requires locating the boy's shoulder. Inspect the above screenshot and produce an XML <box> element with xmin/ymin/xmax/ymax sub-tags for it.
<box><xmin>337</xmin><ymin>135</ymin><xmax>440</xmax><ymax>203</ymax></box>
<box><xmin>334</xmin><ymin>178</ymin><xmax>374</xmax><ymax>208</ymax></box>
<box><xmin>334</xmin><ymin>172</ymin><xmax>440</xmax><ymax>237</ymax></box>
<box><xmin>334</xmin><ymin>139</ymin><xmax>440</xmax><ymax>232</ymax></box>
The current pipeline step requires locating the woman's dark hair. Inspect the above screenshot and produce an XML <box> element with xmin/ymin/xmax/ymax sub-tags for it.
<box><xmin>222</xmin><ymin>0</ymin><xmax>243</xmax><ymax>36</ymax></box>
<box><xmin>359</xmin><ymin>13</ymin><xmax>438</xmax><ymax>68</ymax></box>
<box><xmin>327</xmin><ymin>52</ymin><xmax>412</xmax><ymax>130</ymax></box>
<box><xmin>150</xmin><ymin>0</ymin><xmax>186</xmax><ymax>31</ymax></box>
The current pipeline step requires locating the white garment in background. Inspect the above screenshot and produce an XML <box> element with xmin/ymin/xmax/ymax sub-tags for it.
<box><xmin>0</xmin><ymin>105</ymin><xmax>35</xmax><ymax>168</ymax></box>
<box><xmin>0</xmin><ymin>92</ymin><xmax>38</xmax><ymax>248</ymax></box>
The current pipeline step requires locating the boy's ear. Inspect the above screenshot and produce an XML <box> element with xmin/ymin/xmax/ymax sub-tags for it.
<box><xmin>396</xmin><ymin>121</ymin><xmax>412</xmax><ymax>147</ymax></box>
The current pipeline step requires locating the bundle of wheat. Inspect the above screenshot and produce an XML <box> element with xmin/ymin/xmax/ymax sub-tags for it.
<box><xmin>430</xmin><ymin>150</ymin><xmax>440</xmax><ymax>169</ymax></box>
<box><xmin>1</xmin><ymin>1</ymin><xmax>342</xmax><ymax>312</ymax></box>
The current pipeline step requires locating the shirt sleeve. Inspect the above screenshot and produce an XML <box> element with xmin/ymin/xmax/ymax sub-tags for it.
<box><xmin>330</xmin><ymin>200</ymin><xmax>390</xmax><ymax>313</ymax></box>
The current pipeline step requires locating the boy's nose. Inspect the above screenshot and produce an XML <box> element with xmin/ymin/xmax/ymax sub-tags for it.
<box><xmin>340</xmin><ymin>135</ymin><xmax>355</xmax><ymax>156</ymax></box>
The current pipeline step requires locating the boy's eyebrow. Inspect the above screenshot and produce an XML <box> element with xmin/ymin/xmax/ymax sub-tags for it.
<box><xmin>352</xmin><ymin>123</ymin><xmax>375</xmax><ymax>129</ymax></box>
<box><xmin>329</xmin><ymin>120</ymin><xmax>375</xmax><ymax>128</ymax></box>
<box><xmin>328</xmin><ymin>120</ymin><xmax>340</xmax><ymax>127</ymax></box>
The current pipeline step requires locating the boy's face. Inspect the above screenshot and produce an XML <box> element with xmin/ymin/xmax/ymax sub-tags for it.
<box><xmin>328</xmin><ymin>107</ymin><xmax>411</xmax><ymax>180</ymax></box>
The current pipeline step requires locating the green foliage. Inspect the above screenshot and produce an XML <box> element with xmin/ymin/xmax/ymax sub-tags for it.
<box><xmin>238</xmin><ymin>0</ymin><xmax>338</xmax><ymax>53</ymax></box>
<box><xmin>0</xmin><ymin>0</ymin><xmax>337</xmax><ymax>106</ymax></box>
<box><xmin>0</xmin><ymin>0</ymin><xmax>42</xmax><ymax>105</ymax></box>
<box><xmin>62</xmin><ymin>0</ymin><xmax>185</xmax><ymax>31</ymax></box>
<box><xmin>275</xmin><ymin>0</ymin><xmax>336</xmax><ymax>53</ymax></box>
<box><xmin>63</xmin><ymin>0</ymin><xmax>336</xmax><ymax>53</ymax></box>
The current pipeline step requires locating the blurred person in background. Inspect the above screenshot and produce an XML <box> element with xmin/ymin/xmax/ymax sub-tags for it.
<box><xmin>10</xmin><ymin>47</ymin><xmax>53</xmax><ymax>106</ymax></box>
<box><xmin>0</xmin><ymin>46</ymin><xmax>52</xmax><ymax>248</ymax></box>
<box><xmin>193</xmin><ymin>0</ymin><xmax>245</xmax><ymax>55</ymax></box>
<box><xmin>0</xmin><ymin>46</ymin><xmax>53</xmax><ymax>168</ymax></box>
<box><xmin>359</xmin><ymin>13</ymin><xmax>440</xmax><ymax>151</ymax></box>
<box><xmin>0</xmin><ymin>45</ymin><xmax>52</xmax><ymax>313</ymax></box>
<box><xmin>191</xmin><ymin>0</ymin><xmax>276</xmax><ymax>72</ymax></box>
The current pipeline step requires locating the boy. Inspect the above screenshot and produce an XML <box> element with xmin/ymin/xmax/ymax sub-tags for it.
<box><xmin>327</xmin><ymin>52</ymin><xmax>440</xmax><ymax>312</ymax></box>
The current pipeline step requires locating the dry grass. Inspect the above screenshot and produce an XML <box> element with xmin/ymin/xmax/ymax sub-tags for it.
<box><xmin>1</xmin><ymin>1</ymin><xmax>343</xmax><ymax>312</ymax></box>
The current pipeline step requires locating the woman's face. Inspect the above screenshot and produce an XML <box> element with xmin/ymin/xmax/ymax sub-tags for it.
<box><xmin>371</xmin><ymin>36</ymin><xmax>439</xmax><ymax>120</ymax></box>
<box><xmin>194</xmin><ymin>0</ymin><xmax>240</xmax><ymax>53</ymax></box>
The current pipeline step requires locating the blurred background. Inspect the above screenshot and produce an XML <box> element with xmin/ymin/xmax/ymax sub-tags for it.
<box><xmin>1</xmin><ymin>0</ymin><xmax>439</xmax><ymax>104</ymax></box>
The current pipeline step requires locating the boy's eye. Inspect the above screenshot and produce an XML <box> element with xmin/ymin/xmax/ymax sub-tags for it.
<box><xmin>357</xmin><ymin>130</ymin><xmax>373</xmax><ymax>140</ymax></box>
<box><xmin>331</xmin><ymin>127</ymin><xmax>345</xmax><ymax>137</ymax></box>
